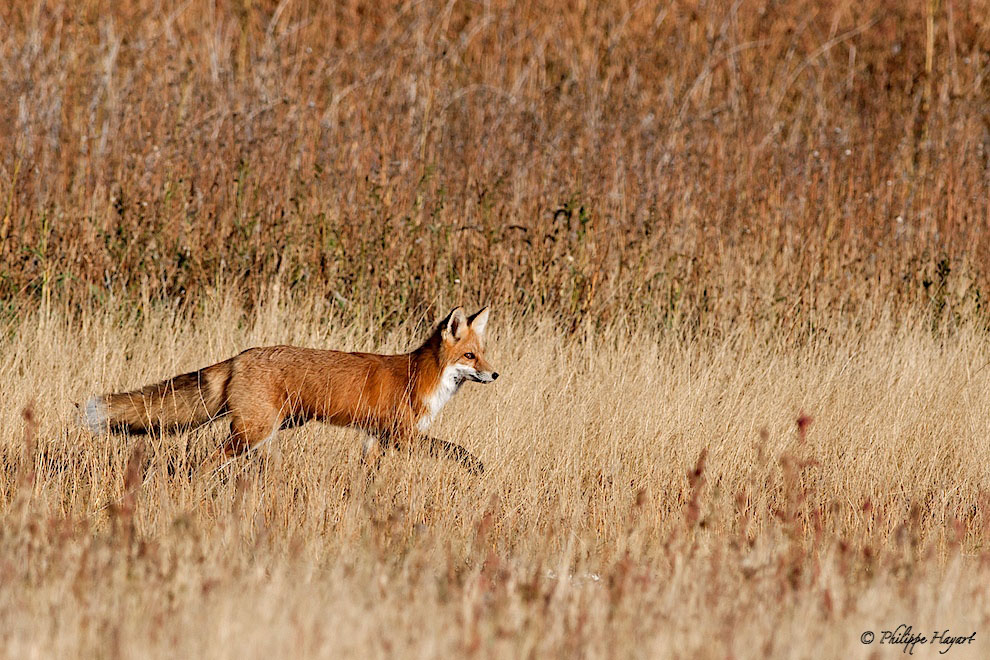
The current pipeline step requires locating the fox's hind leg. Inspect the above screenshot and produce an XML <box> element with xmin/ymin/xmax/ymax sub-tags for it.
<box><xmin>221</xmin><ymin>408</ymin><xmax>285</xmax><ymax>457</ymax></box>
<box><xmin>198</xmin><ymin>408</ymin><xmax>283</xmax><ymax>481</ymax></box>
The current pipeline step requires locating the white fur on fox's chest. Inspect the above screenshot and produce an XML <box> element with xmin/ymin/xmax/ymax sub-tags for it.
<box><xmin>417</xmin><ymin>365</ymin><xmax>472</xmax><ymax>431</ymax></box>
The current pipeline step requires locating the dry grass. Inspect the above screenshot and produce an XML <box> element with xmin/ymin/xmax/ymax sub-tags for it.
<box><xmin>0</xmin><ymin>297</ymin><xmax>989</xmax><ymax>657</ymax></box>
<box><xmin>1</xmin><ymin>0</ymin><xmax>989</xmax><ymax>327</ymax></box>
<box><xmin>2</xmin><ymin>0</ymin><xmax>990</xmax><ymax>657</ymax></box>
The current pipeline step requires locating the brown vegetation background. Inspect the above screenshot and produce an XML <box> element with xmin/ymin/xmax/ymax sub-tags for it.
<box><xmin>2</xmin><ymin>0</ymin><xmax>988</xmax><ymax>330</ymax></box>
<box><xmin>2</xmin><ymin>0</ymin><xmax>990</xmax><ymax>657</ymax></box>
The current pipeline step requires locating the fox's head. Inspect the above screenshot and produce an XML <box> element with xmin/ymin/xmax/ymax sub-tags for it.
<box><xmin>439</xmin><ymin>306</ymin><xmax>498</xmax><ymax>383</ymax></box>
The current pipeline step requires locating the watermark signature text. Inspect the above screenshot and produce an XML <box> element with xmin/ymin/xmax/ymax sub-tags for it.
<box><xmin>860</xmin><ymin>625</ymin><xmax>976</xmax><ymax>655</ymax></box>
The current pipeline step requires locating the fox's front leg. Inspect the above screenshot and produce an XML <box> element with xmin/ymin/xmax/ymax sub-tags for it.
<box><xmin>360</xmin><ymin>433</ymin><xmax>389</xmax><ymax>474</ymax></box>
<box><xmin>415</xmin><ymin>434</ymin><xmax>485</xmax><ymax>475</ymax></box>
<box><xmin>379</xmin><ymin>422</ymin><xmax>484</xmax><ymax>475</ymax></box>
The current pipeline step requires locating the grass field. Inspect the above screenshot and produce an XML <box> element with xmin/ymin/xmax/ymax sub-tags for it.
<box><xmin>2</xmin><ymin>0</ymin><xmax>990</xmax><ymax>657</ymax></box>
<box><xmin>2</xmin><ymin>300</ymin><xmax>990</xmax><ymax>657</ymax></box>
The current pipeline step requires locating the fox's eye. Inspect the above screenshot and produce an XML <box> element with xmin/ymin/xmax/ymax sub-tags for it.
<box><xmin>464</xmin><ymin>352</ymin><xmax>476</xmax><ymax>360</ymax></box>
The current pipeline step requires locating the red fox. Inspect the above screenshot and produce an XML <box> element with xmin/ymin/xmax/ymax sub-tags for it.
<box><xmin>82</xmin><ymin>307</ymin><xmax>497</xmax><ymax>474</ymax></box>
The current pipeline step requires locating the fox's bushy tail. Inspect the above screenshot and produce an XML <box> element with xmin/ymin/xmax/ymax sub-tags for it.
<box><xmin>83</xmin><ymin>359</ymin><xmax>233</xmax><ymax>434</ymax></box>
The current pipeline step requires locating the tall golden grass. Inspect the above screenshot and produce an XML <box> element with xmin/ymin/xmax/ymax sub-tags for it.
<box><xmin>2</xmin><ymin>0</ymin><xmax>988</xmax><ymax>328</ymax></box>
<box><xmin>2</xmin><ymin>0</ymin><xmax>990</xmax><ymax>657</ymax></box>
<box><xmin>2</xmin><ymin>297</ymin><xmax>990</xmax><ymax>657</ymax></box>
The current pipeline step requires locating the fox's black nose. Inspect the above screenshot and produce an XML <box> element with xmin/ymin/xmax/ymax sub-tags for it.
<box><xmin>492</xmin><ymin>372</ymin><xmax>499</xmax><ymax>380</ymax></box>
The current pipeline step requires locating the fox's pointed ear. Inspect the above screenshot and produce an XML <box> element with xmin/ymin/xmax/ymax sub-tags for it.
<box><xmin>468</xmin><ymin>307</ymin><xmax>490</xmax><ymax>337</ymax></box>
<box><xmin>442</xmin><ymin>307</ymin><xmax>468</xmax><ymax>342</ymax></box>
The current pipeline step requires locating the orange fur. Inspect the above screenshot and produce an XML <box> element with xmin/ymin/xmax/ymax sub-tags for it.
<box><xmin>84</xmin><ymin>307</ymin><xmax>497</xmax><ymax>474</ymax></box>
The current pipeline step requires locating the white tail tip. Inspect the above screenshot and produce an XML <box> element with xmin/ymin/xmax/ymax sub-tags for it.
<box><xmin>82</xmin><ymin>396</ymin><xmax>108</xmax><ymax>434</ymax></box>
